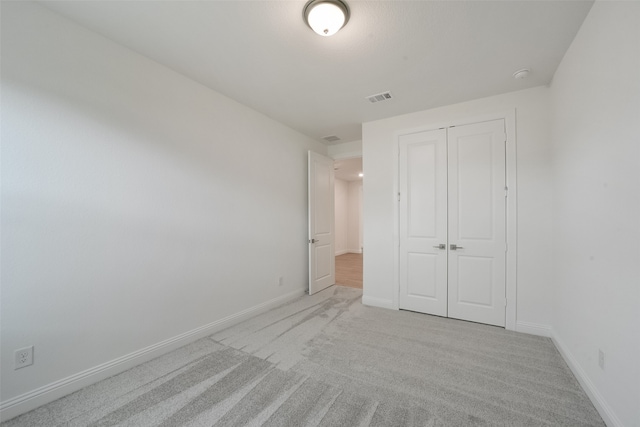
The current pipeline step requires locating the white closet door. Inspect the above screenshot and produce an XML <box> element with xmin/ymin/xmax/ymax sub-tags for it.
<box><xmin>447</xmin><ymin>120</ymin><xmax>506</xmax><ymax>327</ymax></box>
<box><xmin>399</xmin><ymin>129</ymin><xmax>448</xmax><ymax>316</ymax></box>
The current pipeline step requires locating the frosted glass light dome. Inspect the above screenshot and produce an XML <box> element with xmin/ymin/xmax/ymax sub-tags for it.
<box><xmin>304</xmin><ymin>0</ymin><xmax>350</xmax><ymax>37</ymax></box>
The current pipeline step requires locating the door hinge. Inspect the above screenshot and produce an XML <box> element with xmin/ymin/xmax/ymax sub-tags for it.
<box><xmin>505</xmin><ymin>186</ymin><xmax>508</xmax><ymax>198</ymax></box>
<box><xmin>398</xmin><ymin>192</ymin><xmax>401</xmax><ymax>202</ymax></box>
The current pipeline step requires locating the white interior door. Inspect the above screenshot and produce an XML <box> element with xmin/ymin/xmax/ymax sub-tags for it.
<box><xmin>399</xmin><ymin>129</ymin><xmax>448</xmax><ymax>316</ymax></box>
<box><xmin>398</xmin><ymin>120</ymin><xmax>507</xmax><ymax>327</ymax></box>
<box><xmin>448</xmin><ymin>120</ymin><xmax>506</xmax><ymax>327</ymax></box>
<box><xmin>308</xmin><ymin>151</ymin><xmax>335</xmax><ymax>295</ymax></box>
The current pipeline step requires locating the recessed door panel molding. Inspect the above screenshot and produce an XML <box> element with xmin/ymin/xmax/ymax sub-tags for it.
<box><xmin>407</xmin><ymin>142</ymin><xmax>437</xmax><ymax>238</ymax></box>
<box><xmin>455</xmin><ymin>256</ymin><xmax>494</xmax><ymax>307</ymax></box>
<box><xmin>399</xmin><ymin>129</ymin><xmax>448</xmax><ymax>317</ymax></box>
<box><xmin>407</xmin><ymin>252</ymin><xmax>438</xmax><ymax>299</ymax></box>
<box><xmin>314</xmin><ymin>244</ymin><xmax>332</xmax><ymax>280</ymax></box>
<box><xmin>398</xmin><ymin>119</ymin><xmax>508</xmax><ymax>328</ymax></box>
<box><xmin>308</xmin><ymin>151</ymin><xmax>335</xmax><ymax>295</ymax></box>
<box><xmin>314</xmin><ymin>163</ymin><xmax>332</xmax><ymax>235</ymax></box>
<box><xmin>454</xmin><ymin>133</ymin><xmax>494</xmax><ymax>240</ymax></box>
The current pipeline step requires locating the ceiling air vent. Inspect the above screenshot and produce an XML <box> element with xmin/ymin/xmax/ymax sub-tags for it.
<box><xmin>322</xmin><ymin>135</ymin><xmax>341</xmax><ymax>143</ymax></box>
<box><xmin>366</xmin><ymin>91</ymin><xmax>393</xmax><ymax>103</ymax></box>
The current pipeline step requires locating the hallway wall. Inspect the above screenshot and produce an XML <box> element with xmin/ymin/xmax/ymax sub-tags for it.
<box><xmin>334</xmin><ymin>179</ymin><xmax>362</xmax><ymax>255</ymax></box>
<box><xmin>335</xmin><ymin>179</ymin><xmax>349</xmax><ymax>255</ymax></box>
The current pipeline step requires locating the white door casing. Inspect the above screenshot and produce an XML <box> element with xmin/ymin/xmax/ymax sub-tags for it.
<box><xmin>399</xmin><ymin>129</ymin><xmax>448</xmax><ymax>316</ymax></box>
<box><xmin>447</xmin><ymin>120</ymin><xmax>506</xmax><ymax>327</ymax></box>
<box><xmin>398</xmin><ymin>119</ymin><xmax>507</xmax><ymax>327</ymax></box>
<box><xmin>308</xmin><ymin>151</ymin><xmax>335</xmax><ymax>295</ymax></box>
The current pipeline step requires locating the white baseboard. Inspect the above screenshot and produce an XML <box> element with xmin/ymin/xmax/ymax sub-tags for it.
<box><xmin>361</xmin><ymin>295</ymin><xmax>394</xmax><ymax>310</ymax></box>
<box><xmin>0</xmin><ymin>288</ymin><xmax>305</xmax><ymax>422</ymax></box>
<box><xmin>551</xmin><ymin>330</ymin><xmax>622</xmax><ymax>427</ymax></box>
<box><xmin>335</xmin><ymin>249</ymin><xmax>348</xmax><ymax>256</ymax></box>
<box><xmin>515</xmin><ymin>321</ymin><xmax>552</xmax><ymax>337</ymax></box>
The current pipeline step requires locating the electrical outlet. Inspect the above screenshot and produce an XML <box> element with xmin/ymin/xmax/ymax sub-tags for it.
<box><xmin>278</xmin><ymin>276</ymin><xmax>284</xmax><ymax>287</ymax></box>
<box><xmin>598</xmin><ymin>349</ymin><xmax>605</xmax><ymax>370</ymax></box>
<box><xmin>15</xmin><ymin>346</ymin><xmax>34</xmax><ymax>370</ymax></box>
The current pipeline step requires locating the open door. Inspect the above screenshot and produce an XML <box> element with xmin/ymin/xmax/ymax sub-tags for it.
<box><xmin>308</xmin><ymin>151</ymin><xmax>335</xmax><ymax>294</ymax></box>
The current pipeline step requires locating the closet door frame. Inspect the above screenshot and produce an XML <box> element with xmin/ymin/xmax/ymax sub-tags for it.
<box><xmin>391</xmin><ymin>110</ymin><xmax>517</xmax><ymax>331</ymax></box>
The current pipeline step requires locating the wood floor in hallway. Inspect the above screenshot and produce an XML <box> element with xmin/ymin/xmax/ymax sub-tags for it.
<box><xmin>335</xmin><ymin>252</ymin><xmax>363</xmax><ymax>289</ymax></box>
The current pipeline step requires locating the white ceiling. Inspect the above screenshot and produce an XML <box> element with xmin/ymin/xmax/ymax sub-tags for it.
<box><xmin>40</xmin><ymin>1</ymin><xmax>594</xmax><ymax>145</ymax></box>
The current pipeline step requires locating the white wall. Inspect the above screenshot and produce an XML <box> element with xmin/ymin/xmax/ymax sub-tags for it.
<box><xmin>334</xmin><ymin>179</ymin><xmax>362</xmax><ymax>255</ymax></box>
<box><xmin>549</xmin><ymin>2</ymin><xmax>640</xmax><ymax>426</ymax></box>
<box><xmin>362</xmin><ymin>86</ymin><xmax>553</xmax><ymax>329</ymax></box>
<box><xmin>0</xmin><ymin>1</ymin><xmax>327</xmax><ymax>418</ymax></box>
<box><xmin>347</xmin><ymin>181</ymin><xmax>363</xmax><ymax>253</ymax></box>
<box><xmin>330</xmin><ymin>140</ymin><xmax>363</xmax><ymax>256</ymax></box>
<box><xmin>334</xmin><ymin>178</ymin><xmax>349</xmax><ymax>255</ymax></box>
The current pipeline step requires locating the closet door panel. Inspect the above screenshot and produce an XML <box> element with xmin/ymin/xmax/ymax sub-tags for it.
<box><xmin>399</xmin><ymin>130</ymin><xmax>448</xmax><ymax>316</ymax></box>
<box><xmin>447</xmin><ymin>120</ymin><xmax>506</xmax><ymax>327</ymax></box>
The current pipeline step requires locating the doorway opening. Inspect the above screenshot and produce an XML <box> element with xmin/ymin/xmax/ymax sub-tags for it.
<box><xmin>333</xmin><ymin>157</ymin><xmax>363</xmax><ymax>289</ymax></box>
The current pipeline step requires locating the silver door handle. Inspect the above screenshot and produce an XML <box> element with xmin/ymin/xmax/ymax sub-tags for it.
<box><xmin>450</xmin><ymin>244</ymin><xmax>464</xmax><ymax>250</ymax></box>
<box><xmin>433</xmin><ymin>244</ymin><xmax>446</xmax><ymax>250</ymax></box>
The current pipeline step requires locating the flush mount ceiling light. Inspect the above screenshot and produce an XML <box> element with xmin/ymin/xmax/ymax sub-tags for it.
<box><xmin>513</xmin><ymin>68</ymin><xmax>531</xmax><ymax>79</ymax></box>
<box><xmin>303</xmin><ymin>0</ymin><xmax>350</xmax><ymax>37</ymax></box>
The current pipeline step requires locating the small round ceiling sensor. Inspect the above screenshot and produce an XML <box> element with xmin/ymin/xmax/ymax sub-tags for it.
<box><xmin>513</xmin><ymin>69</ymin><xmax>531</xmax><ymax>79</ymax></box>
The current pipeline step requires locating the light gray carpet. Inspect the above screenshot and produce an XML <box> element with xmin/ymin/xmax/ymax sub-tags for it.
<box><xmin>2</xmin><ymin>286</ymin><xmax>604</xmax><ymax>426</ymax></box>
